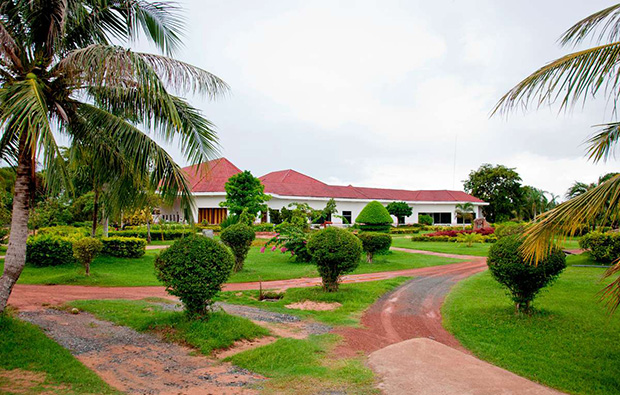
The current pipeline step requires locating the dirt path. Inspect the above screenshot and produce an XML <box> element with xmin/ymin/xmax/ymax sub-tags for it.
<box><xmin>333</xmin><ymin>255</ymin><xmax>487</xmax><ymax>356</ymax></box>
<box><xmin>19</xmin><ymin>309</ymin><xmax>263</xmax><ymax>394</ymax></box>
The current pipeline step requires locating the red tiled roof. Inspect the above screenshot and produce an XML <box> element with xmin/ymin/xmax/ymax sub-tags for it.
<box><xmin>182</xmin><ymin>158</ymin><xmax>241</xmax><ymax>192</ymax></box>
<box><xmin>184</xmin><ymin>158</ymin><xmax>485</xmax><ymax>203</ymax></box>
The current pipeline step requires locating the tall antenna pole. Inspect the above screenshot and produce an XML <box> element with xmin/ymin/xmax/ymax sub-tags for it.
<box><xmin>452</xmin><ymin>134</ymin><xmax>458</xmax><ymax>189</ymax></box>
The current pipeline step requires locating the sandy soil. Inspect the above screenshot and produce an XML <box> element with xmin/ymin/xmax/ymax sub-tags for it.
<box><xmin>284</xmin><ymin>301</ymin><xmax>342</xmax><ymax>311</ymax></box>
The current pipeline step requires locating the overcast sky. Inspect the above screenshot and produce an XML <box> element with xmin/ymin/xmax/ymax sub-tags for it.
<box><xmin>144</xmin><ymin>0</ymin><xmax>620</xmax><ymax>200</ymax></box>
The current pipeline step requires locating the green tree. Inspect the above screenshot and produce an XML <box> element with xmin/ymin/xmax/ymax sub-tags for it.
<box><xmin>386</xmin><ymin>201</ymin><xmax>412</xmax><ymax>225</ymax></box>
<box><xmin>492</xmin><ymin>4</ymin><xmax>620</xmax><ymax>311</ymax></box>
<box><xmin>565</xmin><ymin>173</ymin><xmax>618</xmax><ymax>200</ymax></box>
<box><xmin>454</xmin><ymin>202</ymin><xmax>475</xmax><ymax>228</ymax></box>
<box><xmin>463</xmin><ymin>164</ymin><xmax>524</xmax><ymax>223</ymax></box>
<box><xmin>0</xmin><ymin>0</ymin><xmax>227</xmax><ymax>313</ymax></box>
<box><xmin>520</xmin><ymin>186</ymin><xmax>551</xmax><ymax>222</ymax></box>
<box><xmin>355</xmin><ymin>201</ymin><xmax>393</xmax><ymax>232</ymax></box>
<box><xmin>220</xmin><ymin>171</ymin><xmax>271</xmax><ymax>217</ymax></box>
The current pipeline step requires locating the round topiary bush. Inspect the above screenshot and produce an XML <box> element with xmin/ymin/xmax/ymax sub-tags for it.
<box><xmin>220</xmin><ymin>222</ymin><xmax>256</xmax><ymax>272</ymax></box>
<box><xmin>155</xmin><ymin>236</ymin><xmax>234</xmax><ymax>318</ymax></box>
<box><xmin>306</xmin><ymin>227</ymin><xmax>362</xmax><ymax>292</ymax></box>
<box><xmin>357</xmin><ymin>232</ymin><xmax>392</xmax><ymax>263</ymax></box>
<box><xmin>487</xmin><ymin>235</ymin><xmax>566</xmax><ymax>314</ymax></box>
<box><xmin>72</xmin><ymin>237</ymin><xmax>103</xmax><ymax>276</ymax></box>
<box><xmin>355</xmin><ymin>201</ymin><xmax>393</xmax><ymax>232</ymax></box>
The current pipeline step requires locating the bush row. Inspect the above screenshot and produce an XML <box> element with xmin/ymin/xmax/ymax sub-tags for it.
<box><xmin>579</xmin><ymin>231</ymin><xmax>620</xmax><ymax>263</ymax></box>
<box><xmin>411</xmin><ymin>234</ymin><xmax>497</xmax><ymax>243</ymax></box>
<box><xmin>26</xmin><ymin>235</ymin><xmax>146</xmax><ymax>266</ymax></box>
<box><xmin>109</xmin><ymin>229</ymin><xmax>195</xmax><ymax>240</ymax></box>
<box><xmin>425</xmin><ymin>227</ymin><xmax>495</xmax><ymax>238</ymax></box>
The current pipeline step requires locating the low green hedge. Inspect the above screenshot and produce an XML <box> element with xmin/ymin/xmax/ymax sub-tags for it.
<box><xmin>579</xmin><ymin>231</ymin><xmax>620</xmax><ymax>263</ymax></box>
<box><xmin>109</xmin><ymin>229</ymin><xmax>194</xmax><ymax>240</ymax></box>
<box><xmin>26</xmin><ymin>234</ymin><xmax>76</xmax><ymax>267</ymax></box>
<box><xmin>101</xmin><ymin>237</ymin><xmax>146</xmax><ymax>258</ymax></box>
<box><xmin>411</xmin><ymin>234</ymin><xmax>497</xmax><ymax>243</ymax></box>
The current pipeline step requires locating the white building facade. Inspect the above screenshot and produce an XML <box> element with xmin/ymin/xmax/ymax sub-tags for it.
<box><xmin>159</xmin><ymin>158</ymin><xmax>488</xmax><ymax>226</ymax></box>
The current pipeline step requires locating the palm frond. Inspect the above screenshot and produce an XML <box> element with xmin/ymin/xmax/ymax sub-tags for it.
<box><xmin>0</xmin><ymin>20</ymin><xmax>23</xmax><ymax>71</ymax></box>
<box><xmin>493</xmin><ymin>42</ymin><xmax>620</xmax><ymax>115</ymax></box>
<box><xmin>586</xmin><ymin>121</ymin><xmax>620</xmax><ymax>162</ymax></box>
<box><xmin>601</xmin><ymin>260</ymin><xmax>620</xmax><ymax>313</ymax></box>
<box><xmin>560</xmin><ymin>4</ymin><xmax>620</xmax><ymax>47</ymax></box>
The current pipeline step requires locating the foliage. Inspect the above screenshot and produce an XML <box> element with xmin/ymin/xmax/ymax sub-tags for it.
<box><xmin>355</xmin><ymin>201</ymin><xmax>393</xmax><ymax>232</ymax></box>
<box><xmin>38</xmin><ymin>226</ymin><xmax>90</xmax><ymax>238</ymax></box>
<box><xmin>463</xmin><ymin>164</ymin><xmax>524</xmax><ymax>222</ymax></box>
<box><xmin>28</xmin><ymin>198</ymin><xmax>73</xmax><ymax>230</ymax></box>
<box><xmin>26</xmin><ymin>235</ymin><xmax>76</xmax><ymax>267</ymax></box>
<box><xmin>109</xmin><ymin>229</ymin><xmax>193</xmax><ymax>240</ymax></box>
<box><xmin>155</xmin><ymin>236</ymin><xmax>234</xmax><ymax>318</ymax></box>
<box><xmin>101</xmin><ymin>237</ymin><xmax>146</xmax><ymax>258</ymax></box>
<box><xmin>72</xmin><ymin>237</ymin><xmax>103</xmax><ymax>276</ymax></box>
<box><xmin>357</xmin><ymin>232</ymin><xmax>392</xmax><ymax>263</ymax></box>
<box><xmin>579</xmin><ymin>231</ymin><xmax>620</xmax><ymax>263</ymax></box>
<box><xmin>220</xmin><ymin>223</ymin><xmax>256</xmax><ymax>272</ymax></box>
<box><xmin>264</xmin><ymin>222</ymin><xmax>312</xmax><ymax>262</ymax></box>
<box><xmin>219</xmin><ymin>214</ymin><xmax>239</xmax><ymax>230</ymax></box>
<box><xmin>519</xmin><ymin>186</ymin><xmax>557</xmax><ymax>221</ymax></box>
<box><xmin>487</xmin><ymin>235</ymin><xmax>566</xmax><ymax>313</ymax></box>
<box><xmin>386</xmin><ymin>201</ymin><xmax>412</xmax><ymax>225</ymax></box>
<box><xmin>268</xmin><ymin>208</ymin><xmax>283</xmax><ymax>224</ymax></box>
<box><xmin>313</xmin><ymin>198</ymin><xmax>338</xmax><ymax>224</ymax></box>
<box><xmin>418</xmin><ymin>214</ymin><xmax>433</xmax><ymax>225</ymax></box>
<box><xmin>456</xmin><ymin>232</ymin><xmax>484</xmax><ymax>247</ymax></box>
<box><xmin>494</xmin><ymin>222</ymin><xmax>527</xmax><ymax>239</ymax></box>
<box><xmin>454</xmin><ymin>202</ymin><xmax>475</xmax><ymax>225</ymax></box>
<box><xmin>307</xmin><ymin>227</ymin><xmax>362</xmax><ymax>292</ymax></box>
<box><xmin>220</xmin><ymin>171</ymin><xmax>271</xmax><ymax>216</ymax></box>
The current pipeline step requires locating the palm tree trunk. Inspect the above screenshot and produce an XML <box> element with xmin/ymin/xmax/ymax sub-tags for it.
<box><xmin>146</xmin><ymin>221</ymin><xmax>151</xmax><ymax>244</ymax></box>
<box><xmin>0</xmin><ymin>137</ymin><xmax>33</xmax><ymax>313</ymax></box>
<box><xmin>91</xmin><ymin>188</ymin><xmax>99</xmax><ymax>237</ymax></box>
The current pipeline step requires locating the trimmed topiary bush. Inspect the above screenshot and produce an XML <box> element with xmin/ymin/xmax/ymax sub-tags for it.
<box><xmin>357</xmin><ymin>232</ymin><xmax>392</xmax><ymax>263</ymax></box>
<box><xmin>487</xmin><ymin>235</ymin><xmax>566</xmax><ymax>314</ymax></box>
<box><xmin>101</xmin><ymin>237</ymin><xmax>146</xmax><ymax>258</ymax></box>
<box><xmin>155</xmin><ymin>236</ymin><xmax>234</xmax><ymax>318</ymax></box>
<box><xmin>418</xmin><ymin>214</ymin><xmax>433</xmax><ymax>226</ymax></box>
<box><xmin>26</xmin><ymin>235</ymin><xmax>76</xmax><ymax>267</ymax></box>
<box><xmin>355</xmin><ymin>201</ymin><xmax>393</xmax><ymax>232</ymax></box>
<box><xmin>579</xmin><ymin>231</ymin><xmax>620</xmax><ymax>263</ymax></box>
<box><xmin>73</xmin><ymin>237</ymin><xmax>103</xmax><ymax>276</ymax></box>
<box><xmin>307</xmin><ymin>227</ymin><xmax>362</xmax><ymax>292</ymax></box>
<box><xmin>220</xmin><ymin>223</ymin><xmax>255</xmax><ymax>272</ymax></box>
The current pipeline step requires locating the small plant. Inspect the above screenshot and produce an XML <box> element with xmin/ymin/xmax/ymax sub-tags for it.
<box><xmin>418</xmin><ymin>214</ymin><xmax>433</xmax><ymax>226</ymax></box>
<box><xmin>155</xmin><ymin>236</ymin><xmax>234</xmax><ymax>318</ymax></box>
<box><xmin>487</xmin><ymin>235</ymin><xmax>566</xmax><ymax>314</ymax></box>
<box><xmin>263</xmin><ymin>222</ymin><xmax>312</xmax><ymax>262</ymax></box>
<box><xmin>355</xmin><ymin>201</ymin><xmax>393</xmax><ymax>232</ymax></box>
<box><xmin>357</xmin><ymin>232</ymin><xmax>392</xmax><ymax>263</ymax></box>
<box><xmin>456</xmin><ymin>232</ymin><xmax>483</xmax><ymax>247</ymax></box>
<box><xmin>72</xmin><ymin>237</ymin><xmax>103</xmax><ymax>276</ymax></box>
<box><xmin>220</xmin><ymin>222</ymin><xmax>255</xmax><ymax>272</ymax></box>
<box><xmin>306</xmin><ymin>227</ymin><xmax>362</xmax><ymax>292</ymax></box>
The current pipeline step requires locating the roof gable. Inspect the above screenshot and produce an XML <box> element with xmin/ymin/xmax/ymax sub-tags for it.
<box><xmin>182</xmin><ymin>158</ymin><xmax>241</xmax><ymax>193</ymax></box>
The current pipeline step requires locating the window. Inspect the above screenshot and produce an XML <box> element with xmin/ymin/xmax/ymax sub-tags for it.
<box><xmin>419</xmin><ymin>212</ymin><xmax>451</xmax><ymax>224</ymax></box>
<box><xmin>342</xmin><ymin>211</ymin><xmax>352</xmax><ymax>224</ymax></box>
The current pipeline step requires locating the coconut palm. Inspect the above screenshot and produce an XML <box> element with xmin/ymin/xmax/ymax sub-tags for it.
<box><xmin>0</xmin><ymin>0</ymin><xmax>227</xmax><ymax>313</ymax></box>
<box><xmin>493</xmin><ymin>4</ymin><xmax>620</xmax><ymax>311</ymax></box>
<box><xmin>454</xmin><ymin>202</ymin><xmax>475</xmax><ymax>229</ymax></box>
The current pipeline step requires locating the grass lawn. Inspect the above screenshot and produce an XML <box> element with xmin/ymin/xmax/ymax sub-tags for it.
<box><xmin>443</xmin><ymin>256</ymin><xmax>620</xmax><ymax>395</ymax></box>
<box><xmin>69</xmin><ymin>299</ymin><xmax>269</xmax><ymax>355</ymax></box>
<box><xmin>391</xmin><ymin>237</ymin><xmax>491</xmax><ymax>256</ymax></box>
<box><xmin>5</xmin><ymin>247</ymin><xmax>459</xmax><ymax>287</ymax></box>
<box><xmin>217</xmin><ymin>277</ymin><xmax>411</xmax><ymax>326</ymax></box>
<box><xmin>0</xmin><ymin>313</ymin><xmax>119</xmax><ymax>394</ymax></box>
<box><xmin>227</xmin><ymin>334</ymin><xmax>378</xmax><ymax>394</ymax></box>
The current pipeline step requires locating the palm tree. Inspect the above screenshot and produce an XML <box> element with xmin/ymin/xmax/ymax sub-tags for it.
<box><xmin>493</xmin><ymin>4</ymin><xmax>620</xmax><ymax>311</ymax></box>
<box><xmin>0</xmin><ymin>0</ymin><xmax>227</xmax><ymax>313</ymax></box>
<box><xmin>454</xmin><ymin>202</ymin><xmax>475</xmax><ymax>229</ymax></box>
<box><xmin>565</xmin><ymin>173</ymin><xmax>618</xmax><ymax>200</ymax></box>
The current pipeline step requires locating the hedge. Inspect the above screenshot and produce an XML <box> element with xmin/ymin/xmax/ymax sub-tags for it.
<box><xmin>579</xmin><ymin>231</ymin><xmax>620</xmax><ymax>263</ymax></box>
<box><xmin>101</xmin><ymin>237</ymin><xmax>146</xmax><ymax>258</ymax></box>
<box><xmin>26</xmin><ymin>235</ymin><xmax>76</xmax><ymax>267</ymax></box>
<box><xmin>108</xmin><ymin>229</ymin><xmax>194</xmax><ymax>240</ymax></box>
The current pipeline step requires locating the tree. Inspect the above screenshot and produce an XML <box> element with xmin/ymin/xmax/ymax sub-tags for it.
<box><xmin>355</xmin><ymin>201</ymin><xmax>393</xmax><ymax>232</ymax></box>
<box><xmin>520</xmin><ymin>186</ymin><xmax>551</xmax><ymax>222</ymax></box>
<box><xmin>454</xmin><ymin>202</ymin><xmax>475</xmax><ymax>228</ymax></box>
<box><xmin>0</xmin><ymin>0</ymin><xmax>227</xmax><ymax>313</ymax></box>
<box><xmin>492</xmin><ymin>4</ymin><xmax>620</xmax><ymax>311</ymax></box>
<box><xmin>565</xmin><ymin>173</ymin><xmax>619</xmax><ymax>200</ymax></box>
<box><xmin>463</xmin><ymin>164</ymin><xmax>524</xmax><ymax>223</ymax></box>
<box><xmin>220</xmin><ymin>171</ymin><xmax>271</xmax><ymax>217</ymax></box>
<box><xmin>386</xmin><ymin>201</ymin><xmax>412</xmax><ymax>225</ymax></box>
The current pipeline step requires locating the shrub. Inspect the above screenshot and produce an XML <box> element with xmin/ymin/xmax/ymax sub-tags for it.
<box><xmin>494</xmin><ymin>222</ymin><xmax>527</xmax><ymax>239</ymax></box>
<box><xmin>579</xmin><ymin>231</ymin><xmax>620</xmax><ymax>262</ymax></box>
<box><xmin>101</xmin><ymin>237</ymin><xmax>146</xmax><ymax>258</ymax></box>
<box><xmin>220</xmin><ymin>223</ymin><xmax>255</xmax><ymax>272</ymax></box>
<box><xmin>72</xmin><ymin>237</ymin><xmax>103</xmax><ymax>276</ymax></box>
<box><xmin>108</xmin><ymin>229</ymin><xmax>193</xmax><ymax>240</ymax></box>
<box><xmin>26</xmin><ymin>235</ymin><xmax>75</xmax><ymax>267</ymax></box>
<box><xmin>155</xmin><ymin>236</ymin><xmax>234</xmax><ymax>318</ymax></box>
<box><xmin>487</xmin><ymin>235</ymin><xmax>566</xmax><ymax>313</ymax></box>
<box><xmin>355</xmin><ymin>201</ymin><xmax>393</xmax><ymax>232</ymax></box>
<box><xmin>253</xmin><ymin>223</ymin><xmax>274</xmax><ymax>232</ymax></box>
<box><xmin>219</xmin><ymin>214</ymin><xmax>239</xmax><ymax>230</ymax></box>
<box><xmin>456</xmin><ymin>232</ymin><xmax>484</xmax><ymax>247</ymax></box>
<box><xmin>418</xmin><ymin>214</ymin><xmax>433</xmax><ymax>226</ymax></box>
<box><xmin>306</xmin><ymin>227</ymin><xmax>362</xmax><ymax>292</ymax></box>
<box><xmin>264</xmin><ymin>222</ymin><xmax>312</xmax><ymax>262</ymax></box>
<box><xmin>38</xmin><ymin>226</ymin><xmax>89</xmax><ymax>238</ymax></box>
<box><xmin>357</xmin><ymin>232</ymin><xmax>392</xmax><ymax>263</ymax></box>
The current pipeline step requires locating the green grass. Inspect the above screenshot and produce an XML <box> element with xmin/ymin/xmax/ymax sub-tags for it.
<box><xmin>227</xmin><ymin>334</ymin><xmax>378</xmax><ymax>394</ymax></box>
<box><xmin>217</xmin><ymin>277</ymin><xmax>410</xmax><ymax>326</ymax></box>
<box><xmin>443</xmin><ymin>256</ymin><xmax>620</xmax><ymax>395</ymax></box>
<box><xmin>0</xmin><ymin>313</ymin><xmax>119</xmax><ymax>394</ymax></box>
<box><xmin>6</xmin><ymin>246</ymin><xmax>458</xmax><ymax>287</ymax></box>
<box><xmin>70</xmin><ymin>299</ymin><xmax>269</xmax><ymax>355</ymax></box>
<box><xmin>391</xmin><ymin>237</ymin><xmax>491</xmax><ymax>256</ymax></box>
